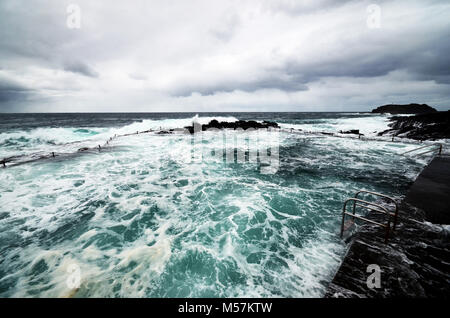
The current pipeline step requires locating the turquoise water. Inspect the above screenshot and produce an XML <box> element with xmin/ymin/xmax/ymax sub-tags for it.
<box><xmin>0</xmin><ymin>113</ymin><xmax>428</xmax><ymax>297</ymax></box>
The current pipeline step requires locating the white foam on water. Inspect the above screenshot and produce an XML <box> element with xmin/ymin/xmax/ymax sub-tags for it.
<box><xmin>0</xmin><ymin>115</ymin><xmax>239</xmax><ymax>159</ymax></box>
<box><xmin>279</xmin><ymin>114</ymin><xmax>391</xmax><ymax>137</ymax></box>
<box><xmin>108</xmin><ymin>115</ymin><xmax>238</xmax><ymax>135</ymax></box>
<box><xmin>0</xmin><ymin>115</ymin><xmax>431</xmax><ymax>298</ymax></box>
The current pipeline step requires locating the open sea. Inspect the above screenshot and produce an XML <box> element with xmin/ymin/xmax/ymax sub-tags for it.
<box><xmin>0</xmin><ymin>112</ymin><xmax>431</xmax><ymax>297</ymax></box>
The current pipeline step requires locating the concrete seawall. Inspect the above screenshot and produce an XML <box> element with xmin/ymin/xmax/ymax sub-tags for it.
<box><xmin>326</xmin><ymin>155</ymin><xmax>450</xmax><ymax>297</ymax></box>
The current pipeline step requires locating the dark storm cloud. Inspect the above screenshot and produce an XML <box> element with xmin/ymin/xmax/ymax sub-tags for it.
<box><xmin>280</xmin><ymin>29</ymin><xmax>450</xmax><ymax>85</ymax></box>
<box><xmin>0</xmin><ymin>77</ymin><xmax>35</xmax><ymax>112</ymax></box>
<box><xmin>405</xmin><ymin>36</ymin><xmax>450</xmax><ymax>84</ymax></box>
<box><xmin>170</xmin><ymin>76</ymin><xmax>309</xmax><ymax>97</ymax></box>
<box><xmin>173</xmin><ymin>12</ymin><xmax>450</xmax><ymax>97</ymax></box>
<box><xmin>0</xmin><ymin>78</ymin><xmax>33</xmax><ymax>103</ymax></box>
<box><xmin>283</xmin><ymin>54</ymin><xmax>399</xmax><ymax>81</ymax></box>
<box><xmin>170</xmin><ymin>42</ymin><xmax>448</xmax><ymax>97</ymax></box>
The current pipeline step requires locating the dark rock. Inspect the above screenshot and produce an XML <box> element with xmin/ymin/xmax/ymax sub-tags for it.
<box><xmin>377</xmin><ymin>111</ymin><xmax>450</xmax><ymax>140</ymax></box>
<box><xmin>0</xmin><ymin>157</ymin><xmax>13</xmax><ymax>163</ymax></box>
<box><xmin>371</xmin><ymin>103</ymin><xmax>437</xmax><ymax>114</ymax></box>
<box><xmin>339</xmin><ymin>129</ymin><xmax>362</xmax><ymax>135</ymax></box>
<box><xmin>326</xmin><ymin>202</ymin><xmax>449</xmax><ymax>298</ymax></box>
<box><xmin>184</xmin><ymin>119</ymin><xmax>279</xmax><ymax>134</ymax></box>
<box><xmin>156</xmin><ymin>130</ymin><xmax>172</xmax><ymax>135</ymax></box>
<box><xmin>78</xmin><ymin>147</ymin><xmax>89</xmax><ymax>152</ymax></box>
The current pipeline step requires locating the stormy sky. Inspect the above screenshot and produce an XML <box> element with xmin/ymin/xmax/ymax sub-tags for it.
<box><xmin>0</xmin><ymin>0</ymin><xmax>449</xmax><ymax>112</ymax></box>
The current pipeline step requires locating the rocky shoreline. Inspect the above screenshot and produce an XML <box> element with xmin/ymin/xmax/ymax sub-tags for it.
<box><xmin>378</xmin><ymin>111</ymin><xmax>450</xmax><ymax>140</ymax></box>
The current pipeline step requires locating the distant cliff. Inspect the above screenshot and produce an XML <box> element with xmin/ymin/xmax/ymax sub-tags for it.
<box><xmin>371</xmin><ymin>103</ymin><xmax>437</xmax><ymax>114</ymax></box>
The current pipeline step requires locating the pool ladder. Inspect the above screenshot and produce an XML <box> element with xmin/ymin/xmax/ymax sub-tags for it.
<box><xmin>340</xmin><ymin>190</ymin><xmax>398</xmax><ymax>243</ymax></box>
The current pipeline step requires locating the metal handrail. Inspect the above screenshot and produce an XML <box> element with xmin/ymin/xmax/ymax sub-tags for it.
<box><xmin>402</xmin><ymin>143</ymin><xmax>442</xmax><ymax>156</ymax></box>
<box><xmin>340</xmin><ymin>192</ymin><xmax>398</xmax><ymax>243</ymax></box>
<box><xmin>354</xmin><ymin>190</ymin><xmax>399</xmax><ymax>230</ymax></box>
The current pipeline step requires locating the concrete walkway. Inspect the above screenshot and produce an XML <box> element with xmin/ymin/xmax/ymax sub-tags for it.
<box><xmin>404</xmin><ymin>155</ymin><xmax>450</xmax><ymax>224</ymax></box>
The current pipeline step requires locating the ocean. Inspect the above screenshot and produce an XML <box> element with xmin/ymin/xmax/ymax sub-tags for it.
<box><xmin>0</xmin><ymin>112</ymin><xmax>430</xmax><ymax>297</ymax></box>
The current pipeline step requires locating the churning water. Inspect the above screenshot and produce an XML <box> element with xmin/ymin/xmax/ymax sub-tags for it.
<box><xmin>0</xmin><ymin>113</ymin><xmax>430</xmax><ymax>297</ymax></box>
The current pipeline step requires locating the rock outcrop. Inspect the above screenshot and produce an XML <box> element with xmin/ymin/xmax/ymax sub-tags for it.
<box><xmin>377</xmin><ymin>111</ymin><xmax>450</xmax><ymax>140</ymax></box>
<box><xmin>371</xmin><ymin>104</ymin><xmax>437</xmax><ymax>114</ymax></box>
<box><xmin>184</xmin><ymin>119</ymin><xmax>279</xmax><ymax>134</ymax></box>
<box><xmin>339</xmin><ymin>129</ymin><xmax>362</xmax><ymax>135</ymax></box>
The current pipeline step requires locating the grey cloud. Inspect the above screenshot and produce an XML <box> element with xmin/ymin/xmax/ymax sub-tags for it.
<box><xmin>63</xmin><ymin>61</ymin><xmax>99</xmax><ymax>78</ymax></box>
<box><xmin>0</xmin><ymin>76</ymin><xmax>35</xmax><ymax>112</ymax></box>
<box><xmin>273</xmin><ymin>28</ymin><xmax>450</xmax><ymax>85</ymax></box>
<box><xmin>281</xmin><ymin>52</ymin><xmax>401</xmax><ymax>83</ymax></box>
<box><xmin>210</xmin><ymin>12</ymin><xmax>241</xmax><ymax>42</ymax></box>
<box><xmin>170</xmin><ymin>75</ymin><xmax>308</xmax><ymax>97</ymax></box>
<box><xmin>406</xmin><ymin>37</ymin><xmax>450</xmax><ymax>84</ymax></box>
<box><xmin>129</xmin><ymin>73</ymin><xmax>148</xmax><ymax>81</ymax></box>
<box><xmin>170</xmin><ymin>7</ymin><xmax>450</xmax><ymax>98</ymax></box>
<box><xmin>0</xmin><ymin>78</ymin><xmax>33</xmax><ymax>103</ymax></box>
<box><xmin>168</xmin><ymin>39</ymin><xmax>446</xmax><ymax>97</ymax></box>
<box><xmin>265</xmin><ymin>0</ymin><xmax>358</xmax><ymax>16</ymax></box>
<box><xmin>0</xmin><ymin>0</ymin><xmax>449</xmax><ymax>112</ymax></box>
<box><xmin>0</xmin><ymin>1</ymin><xmax>69</xmax><ymax>63</ymax></box>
